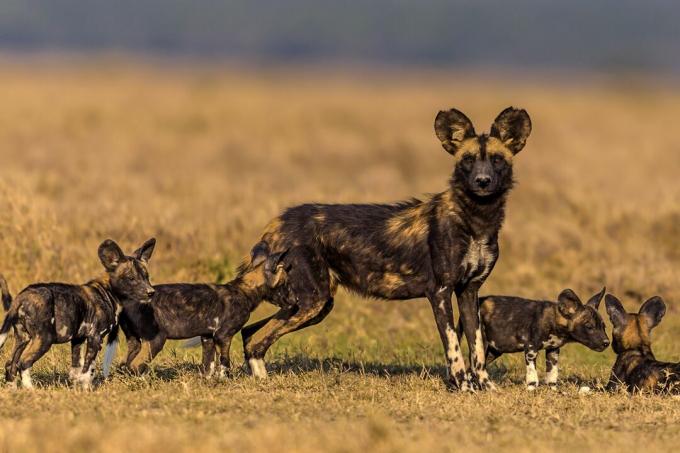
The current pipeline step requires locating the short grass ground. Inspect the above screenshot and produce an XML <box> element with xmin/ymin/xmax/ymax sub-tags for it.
<box><xmin>0</xmin><ymin>59</ymin><xmax>679</xmax><ymax>452</ymax></box>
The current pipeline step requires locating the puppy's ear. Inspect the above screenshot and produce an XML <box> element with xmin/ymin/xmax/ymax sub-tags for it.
<box><xmin>605</xmin><ymin>294</ymin><xmax>627</xmax><ymax>328</ymax></box>
<box><xmin>434</xmin><ymin>108</ymin><xmax>476</xmax><ymax>155</ymax></box>
<box><xmin>639</xmin><ymin>296</ymin><xmax>666</xmax><ymax>330</ymax></box>
<box><xmin>98</xmin><ymin>239</ymin><xmax>125</xmax><ymax>272</ymax></box>
<box><xmin>586</xmin><ymin>287</ymin><xmax>606</xmax><ymax>310</ymax></box>
<box><xmin>250</xmin><ymin>241</ymin><xmax>270</xmax><ymax>268</ymax></box>
<box><xmin>264</xmin><ymin>249</ymin><xmax>290</xmax><ymax>288</ymax></box>
<box><xmin>490</xmin><ymin>107</ymin><xmax>532</xmax><ymax>154</ymax></box>
<box><xmin>557</xmin><ymin>289</ymin><xmax>582</xmax><ymax>318</ymax></box>
<box><xmin>133</xmin><ymin>238</ymin><xmax>156</xmax><ymax>262</ymax></box>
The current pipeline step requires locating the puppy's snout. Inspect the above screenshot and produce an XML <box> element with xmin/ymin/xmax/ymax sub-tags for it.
<box><xmin>603</xmin><ymin>339</ymin><xmax>610</xmax><ymax>347</ymax></box>
<box><xmin>475</xmin><ymin>175</ymin><xmax>491</xmax><ymax>188</ymax></box>
<box><xmin>146</xmin><ymin>288</ymin><xmax>156</xmax><ymax>298</ymax></box>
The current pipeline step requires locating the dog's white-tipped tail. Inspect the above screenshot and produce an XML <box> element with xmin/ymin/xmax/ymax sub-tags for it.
<box><xmin>181</xmin><ymin>337</ymin><xmax>202</xmax><ymax>349</ymax></box>
<box><xmin>102</xmin><ymin>339</ymin><xmax>118</xmax><ymax>378</ymax></box>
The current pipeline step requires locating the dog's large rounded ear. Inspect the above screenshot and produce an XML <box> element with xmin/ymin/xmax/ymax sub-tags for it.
<box><xmin>98</xmin><ymin>239</ymin><xmax>125</xmax><ymax>272</ymax></box>
<box><xmin>557</xmin><ymin>289</ymin><xmax>582</xmax><ymax>318</ymax></box>
<box><xmin>250</xmin><ymin>241</ymin><xmax>270</xmax><ymax>268</ymax></box>
<box><xmin>639</xmin><ymin>296</ymin><xmax>666</xmax><ymax>330</ymax></box>
<box><xmin>605</xmin><ymin>294</ymin><xmax>627</xmax><ymax>328</ymax></box>
<box><xmin>490</xmin><ymin>107</ymin><xmax>531</xmax><ymax>154</ymax></box>
<box><xmin>133</xmin><ymin>238</ymin><xmax>156</xmax><ymax>263</ymax></box>
<box><xmin>264</xmin><ymin>249</ymin><xmax>290</xmax><ymax>288</ymax></box>
<box><xmin>434</xmin><ymin>108</ymin><xmax>476</xmax><ymax>155</ymax></box>
<box><xmin>586</xmin><ymin>287</ymin><xmax>606</xmax><ymax>310</ymax></box>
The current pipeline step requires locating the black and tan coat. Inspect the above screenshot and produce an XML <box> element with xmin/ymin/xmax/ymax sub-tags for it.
<box><xmin>113</xmin><ymin>249</ymin><xmax>291</xmax><ymax>376</ymax></box>
<box><xmin>605</xmin><ymin>294</ymin><xmax>680</xmax><ymax>393</ymax></box>
<box><xmin>239</xmin><ymin>107</ymin><xmax>532</xmax><ymax>391</ymax></box>
<box><xmin>0</xmin><ymin>239</ymin><xmax>156</xmax><ymax>389</ymax></box>
<box><xmin>467</xmin><ymin>288</ymin><xmax>609</xmax><ymax>390</ymax></box>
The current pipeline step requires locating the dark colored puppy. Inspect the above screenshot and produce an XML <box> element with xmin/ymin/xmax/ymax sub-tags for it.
<box><xmin>465</xmin><ymin>288</ymin><xmax>609</xmax><ymax>390</ymax></box>
<box><xmin>0</xmin><ymin>238</ymin><xmax>156</xmax><ymax>389</ymax></box>
<box><xmin>113</xmin><ymin>248</ymin><xmax>292</xmax><ymax>376</ymax></box>
<box><xmin>605</xmin><ymin>294</ymin><xmax>680</xmax><ymax>393</ymax></box>
<box><xmin>241</xmin><ymin>107</ymin><xmax>532</xmax><ymax>391</ymax></box>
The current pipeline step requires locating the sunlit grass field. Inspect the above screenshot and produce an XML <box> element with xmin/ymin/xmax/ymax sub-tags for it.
<box><xmin>0</xmin><ymin>59</ymin><xmax>679</xmax><ymax>452</ymax></box>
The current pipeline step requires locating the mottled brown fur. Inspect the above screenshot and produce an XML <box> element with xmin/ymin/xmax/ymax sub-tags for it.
<box><xmin>606</xmin><ymin>294</ymin><xmax>680</xmax><ymax>393</ymax></box>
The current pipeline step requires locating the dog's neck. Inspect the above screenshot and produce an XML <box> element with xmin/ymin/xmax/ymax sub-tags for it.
<box><xmin>446</xmin><ymin>181</ymin><xmax>508</xmax><ymax>237</ymax></box>
<box><xmin>86</xmin><ymin>275</ymin><xmax>121</xmax><ymax>314</ymax></box>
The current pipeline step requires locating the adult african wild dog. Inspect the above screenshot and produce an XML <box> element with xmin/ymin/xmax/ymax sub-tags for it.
<box><xmin>605</xmin><ymin>294</ymin><xmax>680</xmax><ymax>393</ymax></box>
<box><xmin>239</xmin><ymin>107</ymin><xmax>532</xmax><ymax>391</ymax></box>
<box><xmin>463</xmin><ymin>288</ymin><xmax>609</xmax><ymax>390</ymax></box>
<box><xmin>110</xmin><ymin>248</ymin><xmax>292</xmax><ymax>376</ymax></box>
<box><xmin>0</xmin><ymin>238</ymin><xmax>156</xmax><ymax>389</ymax></box>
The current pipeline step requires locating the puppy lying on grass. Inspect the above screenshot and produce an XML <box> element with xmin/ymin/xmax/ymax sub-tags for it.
<box><xmin>0</xmin><ymin>238</ymin><xmax>156</xmax><ymax>389</ymax></box>
<box><xmin>459</xmin><ymin>288</ymin><xmax>609</xmax><ymax>390</ymax></box>
<box><xmin>605</xmin><ymin>294</ymin><xmax>680</xmax><ymax>393</ymax></box>
<box><xmin>107</xmin><ymin>247</ymin><xmax>290</xmax><ymax>377</ymax></box>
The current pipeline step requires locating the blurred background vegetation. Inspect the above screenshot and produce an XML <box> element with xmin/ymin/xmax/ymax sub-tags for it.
<box><xmin>0</xmin><ymin>0</ymin><xmax>679</xmax><ymax>74</ymax></box>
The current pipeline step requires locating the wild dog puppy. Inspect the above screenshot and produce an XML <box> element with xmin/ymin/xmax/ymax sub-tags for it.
<box><xmin>464</xmin><ymin>288</ymin><xmax>609</xmax><ymax>390</ymax></box>
<box><xmin>605</xmin><ymin>294</ymin><xmax>680</xmax><ymax>393</ymax></box>
<box><xmin>0</xmin><ymin>238</ymin><xmax>156</xmax><ymax>390</ymax></box>
<box><xmin>240</xmin><ymin>107</ymin><xmax>532</xmax><ymax>391</ymax></box>
<box><xmin>113</xmin><ymin>248</ymin><xmax>293</xmax><ymax>377</ymax></box>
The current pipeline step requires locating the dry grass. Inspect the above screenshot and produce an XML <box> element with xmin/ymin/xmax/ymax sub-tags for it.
<box><xmin>0</xmin><ymin>60</ymin><xmax>679</xmax><ymax>452</ymax></box>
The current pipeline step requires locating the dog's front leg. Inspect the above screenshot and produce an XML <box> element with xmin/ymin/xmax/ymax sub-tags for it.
<box><xmin>69</xmin><ymin>339</ymin><xmax>85</xmax><ymax>382</ymax></box>
<box><xmin>78</xmin><ymin>336</ymin><xmax>101</xmax><ymax>390</ymax></box>
<box><xmin>524</xmin><ymin>346</ymin><xmax>539</xmax><ymax>391</ymax></box>
<box><xmin>427</xmin><ymin>286</ymin><xmax>471</xmax><ymax>392</ymax></box>
<box><xmin>545</xmin><ymin>348</ymin><xmax>560</xmax><ymax>388</ymax></box>
<box><xmin>457</xmin><ymin>283</ymin><xmax>495</xmax><ymax>391</ymax></box>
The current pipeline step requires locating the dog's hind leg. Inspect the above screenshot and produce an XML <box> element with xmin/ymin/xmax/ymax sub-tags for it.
<box><xmin>5</xmin><ymin>325</ymin><xmax>29</xmax><ymax>385</ymax></box>
<box><xmin>17</xmin><ymin>335</ymin><xmax>53</xmax><ymax>389</ymax></box>
<box><xmin>242</xmin><ymin>297</ymin><xmax>334</xmax><ymax>346</ymax></box>
<box><xmin>243</xmin><ymin>302</ymin><xmax>327</xmax><ymax>379</ymax></box>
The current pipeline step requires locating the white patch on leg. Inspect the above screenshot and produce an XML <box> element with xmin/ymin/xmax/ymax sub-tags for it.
<box><xmin>69</xmin><ymin>367</ymin><xmax>81</xmax><ymax>381</ymax></box>
<box><xmin>546</xmin><ymin>363</ymin><xmax>559</xmax><ymax>385</ymax></box>
<box><xmin>219</xmin><ymin>364</ymin><xmax>228</xmax><ymax>378</ymax></box>
<box><xmin>471</xmin><ymin>327</ymin><xmax>495</xmax><ymax>390</ymax></box>
<box><xmin>248</xmin><ymin>358</ymin><xmax>267</xmax><ymax>379</ymax></box>
<box><xmin>21</xmin><ymin>368</ymin><xmax>33</xmax><ymax>389</ymax></box>
<box><xmin>77</xmin><ymin>367</ymin><xmax>94</xmax><ymax>390</ymax></box>
<box><xmin>526</xmin><ymin>360</ymin><xmax>538</xmax><ymax>390</ymax></box>
<box><xmin>206</xmin><ymin>360</ymin><xmax>216</xmax><ymax>378</ymax></box>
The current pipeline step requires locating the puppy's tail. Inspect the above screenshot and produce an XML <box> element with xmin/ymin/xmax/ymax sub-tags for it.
<box><xmin>181</xmin><ymin>336</ymin><xmax>202</xmax><ymax>349</ymax></box>
<box><xmin>102</xmin><ymin>324</ymin><xmax>119</xmax><ymax>378</ymax></box>
<box><xmin>0</xmin><ymin>274</ymin><xmax>12</xmax><ymax>311</ymax></box>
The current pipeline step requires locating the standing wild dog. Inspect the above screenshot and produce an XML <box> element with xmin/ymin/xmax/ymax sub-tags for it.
<box><xmin>239</xmin><ymin>107</ymin><xmax>532</xmax><ymax>391</ymax></box>
<box><xmin>605</xmin><ymin>294</ymin><xmax>680</xmax><ymax>393</ymax></box>
<box><xmin>111</xmin><ymin>248</ymin><xmax>293</xmax><ymax>376</ymax></box>
<box><xmin>0</xmin><ymin>238</ymin><xmax>156</xmax><ymax>389</ymax></box>
<box><xmin>462</xmin><ymin>288</ymin><xmax>609</xmax><ymax>390</ymax></box>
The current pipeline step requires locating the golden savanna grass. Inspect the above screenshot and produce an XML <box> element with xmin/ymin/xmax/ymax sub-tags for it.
<box><xmin>0</xmin><ymin>60</ymin><xmax>680</xmax><ymax>452</ymax></box>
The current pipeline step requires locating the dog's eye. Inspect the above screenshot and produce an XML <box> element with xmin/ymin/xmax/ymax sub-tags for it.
<box><xmin>461</xmin><ymin>155</ymin><xmax>475</xmax><ymax>168</ymax></box>
<box><xmin>492</xmin><ymin>155</ymin><xmax>505</xmax><ymax>167</ymax></box>
<box><xmin>586</xmin><ymin>323</ymin><xmax>594</xmax><ymax>330</ymax></box>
